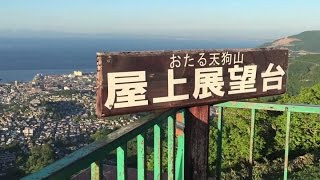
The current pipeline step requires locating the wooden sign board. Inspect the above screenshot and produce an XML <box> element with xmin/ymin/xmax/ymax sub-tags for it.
<box><xmin>96</xmin><ymin>48</ymin><xmax>288</xmax><ymax>117</ymax></box>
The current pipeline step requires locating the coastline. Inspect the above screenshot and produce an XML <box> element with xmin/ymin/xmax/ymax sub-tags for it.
<box><xmin>0</xmin><ymin>68</ymin><xmax>96</xmax><ymax>83</ymax></box>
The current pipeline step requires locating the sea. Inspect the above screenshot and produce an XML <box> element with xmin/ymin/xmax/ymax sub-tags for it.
<box><xmin>0</xmin><ymin>36</ymin><xmax>264</xmax><ymax>83</ymax></box>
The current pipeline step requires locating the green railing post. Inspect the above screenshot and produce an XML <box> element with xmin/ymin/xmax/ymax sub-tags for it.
<box><xmin>175</xmin><ymin>109</ymin><xmax>185</xmax><ymax>180</ymax></box>
<box><xmin>216</xmin><ymin>106</ymin><xmax>223</xmax><ymax>180</ymax></box>
<box><xmin>117</xmin><ymin>144</ymin><xmax>127</xmax><ymax>180</ymax></box>
<box><xmin>154</xmin><ymin>123</ymin><xmax>162</xmax><ymax>180</ymax></box>
<box><xmin>91</xmin><ymin>160</ymin><xmax>103</xmax><ymax>180</ymax></box>
<box><xmin>137</xmin><ymin>133</ymin><xmax>146</xmax><ymax>180</ymax></box>
<box><xmin>249</xmin><ymin>109</ymin><xmax>256</xmax><ymax>179</ymax></box>
<box><xmin>168</xmin><ymin>115</ymin><xmax>175</xmax><ymax>180</ymax></box>
<box><xmin>283</xmin><ymin>111</ymin><xmax>291</xmax><ymax>180</ymax></box>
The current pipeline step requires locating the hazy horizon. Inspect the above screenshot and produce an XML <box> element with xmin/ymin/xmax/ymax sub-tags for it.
<box><xmin>1</xmin><ymin>0</ymin><xmax>319</xmax><ymax>82</ymax></box>
<box><xmin>0</xmin><ymin>28</ymin><xmax>290</xmax><ymax>42</ymax></box>
<box><xmin>1</xmin><ymin>0</ymin><xmax>320</xmax><ymax>40</ymax></box>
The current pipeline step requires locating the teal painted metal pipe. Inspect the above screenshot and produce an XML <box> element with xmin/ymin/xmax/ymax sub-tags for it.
<box><xmin>137</xmin><ymin>133</ymin><xmax>146</xmax><ymax>180</ymax></box>
<box><xmin>216</xmin><ymin>106</ymin><xmax>223</xmax><ymax>180</ymax></box>
<box><xmin>249</xmin><ymin>109</ymin><xmax>256</xmax><ymax>179</ymax></box>
<box><xmin>91</xmin><ymin>160</ymin><xmax>103</xmax><ymax>180</ymax></box>
<box><xmin>283</xmin><ymin>111</ymin><xmax>291</xmax><ymax>180</ymax></box>
<box><xmin>117</xmin><ymin>144</ymin><xmax>127</xmax><ymax>180</ymax></box>
<box><xmin>154</xmin><ymin>123</ymin><xmax>162</xmax><ymax>180</ymax></box>
<box><xmin>175</xmin><ymin>109</ymin><xmax>185</xmax><ymax>180</ymax></box>
<box><xmin>168</xmin><ymin>115</ymin><xmax>175</xmax><ymax>180</ymax></box>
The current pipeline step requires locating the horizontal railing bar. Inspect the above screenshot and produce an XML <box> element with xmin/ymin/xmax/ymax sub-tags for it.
<box><xmin>288</xmin><ymin>105</ymin><xmax>320</xmax><ymax>113</ymax></box>
<box><xmin>22</xmin><ymin>108</ymin><xmax>180</xmax><ymax>180</ymax></box>
<box><xmin>216</xmin><ymin>101</ymin><xmax>285</xmax><ymax>111</ymax></box>
<box><xmin>216</xmin><ymin>101</ymin><xmax>320</xmax><ymax>113</ymax></box>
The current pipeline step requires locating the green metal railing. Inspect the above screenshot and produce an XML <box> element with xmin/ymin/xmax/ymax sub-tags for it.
<box><xmin>215</xmin><ymin>101</ymin><xmax>320</xmax><ymax>180</ymax></box>
<box><xmin>22</xmin><ymin>108</ymin><xmax>186</xmax><ymax>180</ymax></box>
<box><xmin>22</xmin><ymin>101</ymin><xmax>320</xmax><ymax>180</ymax></box>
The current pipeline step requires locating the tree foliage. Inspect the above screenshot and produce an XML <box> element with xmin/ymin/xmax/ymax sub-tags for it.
<box><xmin>274</xmin><ymin>84</ymin><xmax>320</xmax><ymax>154</ymax></box>
<box><xmin>287</xmin><ymin>55</ymin><xmax>320</xmax><ymax>95</ymax></box>
<box><xmin>25</xmin><ymin>144</ymin><xmax>55</xmax><ymax>173</ymax></box>
<box><xmin>90</xmin><ymin>128</ymin><xmax>115</xmax><ymax>141</ymax></box>
<box><xmin>208</xmin><ymin>108</ymin><xmax>272</xmax><ymax>173</ymax></box>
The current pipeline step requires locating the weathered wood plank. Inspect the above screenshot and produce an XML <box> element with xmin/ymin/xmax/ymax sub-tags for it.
<box><xmin>184</xmin><ymin>105</ymin><xmax>210</xmax><ymax>180</ymax></box>
<box><xmin>96</xmin><ymin>48</ymin><xmax>288</xmax><ymax>117</ymax></box>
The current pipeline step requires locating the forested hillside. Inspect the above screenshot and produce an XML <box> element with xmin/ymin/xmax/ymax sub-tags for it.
<box><xmin>288</xmin><ymin>54</ymin><xmax>320</xmax><ymax>94</ymax></box>
<box><xmin>289</xmin><ymin>31</ymin><xmax>320</xmax><ymax>52</ymax></box>
<box><xmin>259</xmin><ymin>31</ymin><xmax>320</xmax><ymax>95</ymax></box>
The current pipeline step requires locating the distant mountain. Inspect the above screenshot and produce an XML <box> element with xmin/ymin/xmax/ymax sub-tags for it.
<box><xmin>260</xmin><ymin>30</ymin><xmax>320</xmax><ymax>55</ymax></box>
<box><xmin>262</xmin><ymin>31</ymin><xmax>320</xmax><ymax>95</ymax></box>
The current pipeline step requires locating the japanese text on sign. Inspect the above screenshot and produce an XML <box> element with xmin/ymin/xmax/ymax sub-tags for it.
<box><xmin>104</xmin><ymin>51</ymin><xmax>285</xmax><ymax>110</ymax></box>
<box><xmin>96</xmin><ymin>49</ymin><xmax>288</xmax><ymax>117</ymax></box>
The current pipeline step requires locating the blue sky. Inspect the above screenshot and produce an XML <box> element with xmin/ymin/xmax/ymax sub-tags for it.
<box><xmin>0</xmin><ymin>0</ymin><xmax>319</xmax><ymax>40</ymax></box>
